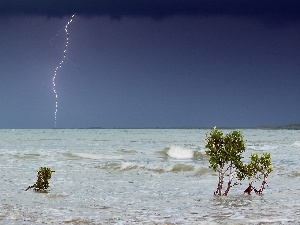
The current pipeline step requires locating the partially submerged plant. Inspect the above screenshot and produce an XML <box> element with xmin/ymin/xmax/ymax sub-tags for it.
<box><xmin>205</xmin><ymin>127</ymin><xmax>246</xmax><ymax>196</ymax></box>
<box><xmin>243</xmin><ymin>153</ymin><xmax>273</xmax><ymax>195</ymax></box>
<box><xmin>205</xmin><ymin>127</ymin><xmax>273</xmax><ymax>196</ymax></box>
<box><xmin>25</xmin><ymin>167</ymin><xmax>55</xmax><ymax>192</ymax></box>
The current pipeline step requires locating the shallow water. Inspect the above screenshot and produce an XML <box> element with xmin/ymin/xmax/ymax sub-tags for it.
<box><xmin>0</xmin><ymin>129</ymin><xmax>300</xmax><ymax>224</ymax></box>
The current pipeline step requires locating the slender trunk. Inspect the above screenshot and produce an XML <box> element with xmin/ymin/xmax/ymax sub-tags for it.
<box><xmin>215</xmin><ymin>163</ymin><xmax>224</xmax><ymax>195</ymax></box>
<box><xmin>218</xmin><ymin>170</ymin><xmax>223</xmax><ymax>195</ymax></box>
<box><xmin>223</xmin><ymin>163</ymin><xmax>233</xmax><ymax>196</ymax></box>
<box><xmin>254</xmin><ymin>180</ymin><xmax>267</xmax><ymax>195</ymax></box>
<box><xmin>223</xmin><ymin>181</ymin><xmax>231</xmax><ymax>196</ymax></box>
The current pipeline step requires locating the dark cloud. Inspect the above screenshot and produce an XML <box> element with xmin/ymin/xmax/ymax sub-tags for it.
<box><xmin>1</xmin><ymin>0</ymin><xmax>300</xmax><ymax>24</ymax></box>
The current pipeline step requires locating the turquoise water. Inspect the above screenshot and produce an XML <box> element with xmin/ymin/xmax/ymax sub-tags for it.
<box><xmin>0</xmin><ymin>129</ymin><xmax>300</xmax><ymax>224</ymax></box>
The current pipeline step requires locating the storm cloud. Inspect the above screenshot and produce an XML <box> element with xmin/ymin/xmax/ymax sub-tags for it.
<box><xmin>1</xmin><ymin>0</ymin><xmax>300</xmax><ymax>24</ymax></box>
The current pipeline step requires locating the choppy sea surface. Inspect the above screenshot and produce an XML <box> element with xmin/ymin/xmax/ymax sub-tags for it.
<box><xmin>0</xmin><ymin>129</ymin><xmax>300</xmax><ymax>224</ymax></box>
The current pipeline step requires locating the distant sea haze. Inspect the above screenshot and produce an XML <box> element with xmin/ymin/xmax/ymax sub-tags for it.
<box><xmin>80</xmin><ymin>123</ymin><xmax>300</xmax><ymax>130</ymax></box>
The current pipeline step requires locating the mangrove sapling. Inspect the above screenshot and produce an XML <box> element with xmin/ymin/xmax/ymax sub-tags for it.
<box><xmin>205</xmin><ymin>127</ymin><xmax>246</xmax><ymax>196</ymax></box>
<box><xmin>243</xmin><ymin>153</ymin><xmax>273</xmax><ymax>195</ymax></box>
<box><xmin>205</xmin><ymin>127</ymin><xmax>273</xmax><ymax>196</ymax></box>
<box><xmin>25</xmin><ymin>167</ymin><xmax>55</xmax><ymax>192</ymax></box>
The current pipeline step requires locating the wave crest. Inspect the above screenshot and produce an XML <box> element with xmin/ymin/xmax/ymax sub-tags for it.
<box><xmin>168</xmin><ymin>146</ymin><xmax>194</xmax><ymax>159</ymax></box>
<box><xmin>292</xmin><ymin>142</ymin><xmax>300</xmax><ymax>148</ymax></box>
<box><xmin>159</xmin><ymin>146</ymin><xmax>194</xmax><ymax>159</ymax></box>
<box><xmin>159</xmin><ymin>146</ymin><xmax>207</xmax><ymax>161</ymax></box>
<box><xmin>99</xmin><ymin>162</ymin><xmax>199</xmax><ymax>173</ymax></box>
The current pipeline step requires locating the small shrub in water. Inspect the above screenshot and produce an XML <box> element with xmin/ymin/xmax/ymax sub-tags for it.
<box><xmin>243</xmin><ymin>153</ymin><xmax>273</xmax><ymax>195</ymax></box>
<box><xmin>205</xmin><ymin>127</ymin><xmax>273</xmax><ymax>196</ymax></box>
<box><xmin>205</xmin><ymin>127</ymin><xmax>246</xmax><ymax>196</ymax></box>
<box><xmin>25</xmin><ymin>167</ymin><xmax>55</xmax><ymax>192</ymax></box>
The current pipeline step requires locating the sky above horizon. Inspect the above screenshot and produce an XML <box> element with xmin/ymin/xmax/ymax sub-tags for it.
<box><xmin>0</xmin><ymin>1</ymin><xmax>300</xmax><ymax>129</ymax></box>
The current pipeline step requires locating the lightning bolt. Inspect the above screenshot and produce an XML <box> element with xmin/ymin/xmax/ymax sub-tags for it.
<box><xmin>52</xmin><ymin>14</ymin><xmax>75</xmax><ymax>128</ymax></box>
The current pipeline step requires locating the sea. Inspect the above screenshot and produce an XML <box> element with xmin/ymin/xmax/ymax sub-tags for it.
<box><xmin>0</xmin><ymin>129</ymin><xmax>300</xmax><ymax>224</ymax></box>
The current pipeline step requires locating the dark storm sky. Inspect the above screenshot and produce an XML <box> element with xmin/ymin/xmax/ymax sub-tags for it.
<box><xmin>0</xmin><ymin>1</ymin><xmax>299</xmax><ymax>129</ymax></box>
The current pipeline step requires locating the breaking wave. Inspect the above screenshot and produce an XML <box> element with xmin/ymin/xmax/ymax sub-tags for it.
<box><xmin>167</xmin><ymin>146</ymin><xmax>194</xmax><ymax>159</ymax></box>
<box><xmin>63</xmin><ymin>152</ymin><xmax>121</xmax><ymax>160</ymax></box>
<box><xmin>98</xmin><ymin>161</ymin><xmax>211</xmax><ymax>175</ymax></box>
<box><xmin>292</xmin><ymin>142</ymin><xmax>300</xmax><ymax>148</ymax></box>
<box><xmin>159</xmin><ymin>146</ymin><xmax>207</xmax><ymax>160</ymax></box>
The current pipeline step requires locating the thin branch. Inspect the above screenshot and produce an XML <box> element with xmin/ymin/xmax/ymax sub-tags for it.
<box><xmin>25</xmin><ymin>185</ymin><xmax>34</xmax><ymax>191</ymax></box>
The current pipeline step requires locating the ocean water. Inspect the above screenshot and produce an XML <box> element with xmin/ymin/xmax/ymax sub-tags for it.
<box><xmin>0</xmin><ymin>129</ymin><xmax>300</xmax><ymax>224</ymax></box>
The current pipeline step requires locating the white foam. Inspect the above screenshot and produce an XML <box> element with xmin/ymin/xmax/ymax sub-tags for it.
<box><xmin>119</xmin><ymin>161</ymin><xmax>167</xmax><ymax>172</ymax></box>
<box><xmin>120</xmin><ymin>162</ymin><xmax>138</xmax><ymax>170</ymax></box>
<box><xmin>247</xmin><ymin>145</ymin><xmax>279</xmax><ymax>151</ymax></box>
<box><xmin>292</xmin><ymin>142</ymin><xmax>300</xmax><ymax>147</ymax></box>
<box><xmin>167</xmin><ymin>146</ymin><xmax>194</xmax><ymax>159</ymax></box>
